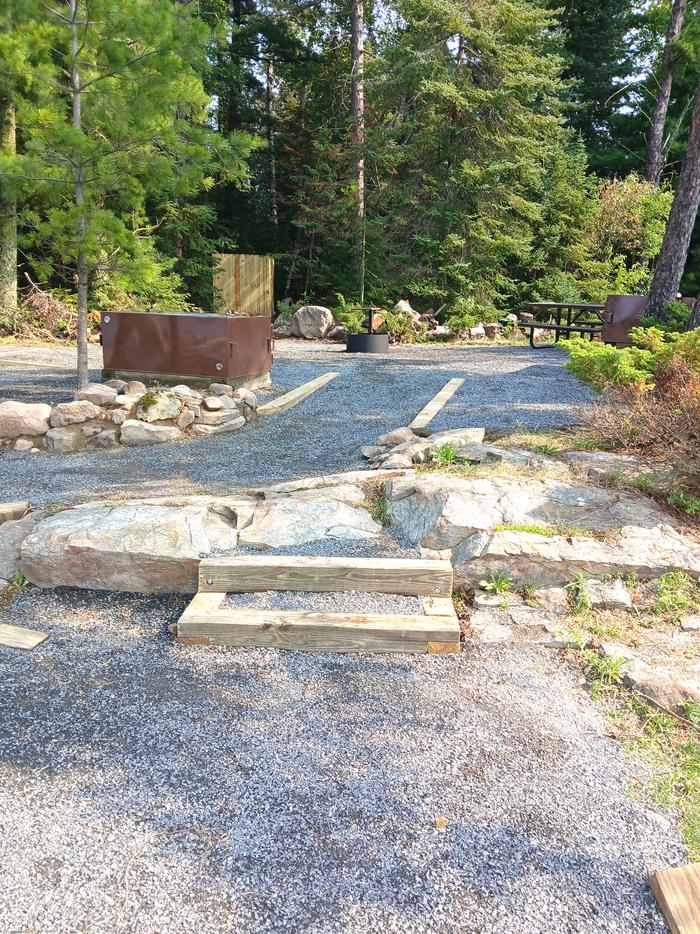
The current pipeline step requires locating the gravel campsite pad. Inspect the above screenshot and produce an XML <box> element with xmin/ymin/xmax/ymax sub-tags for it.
<box><xmin>0</xmin><ymin>341</ymin><xmax>594</xmax><ymax>505</ymax></box>
<box><xmin>0</xmin><ymin>586</ymin><xmax>685</xmax><ymax>934</ymax></box>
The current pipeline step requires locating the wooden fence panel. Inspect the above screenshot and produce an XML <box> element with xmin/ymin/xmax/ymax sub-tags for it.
<box><xmin>213</xmin><ymin>253</ymin><xmax>274</xmax><ymax>317</ymax></box>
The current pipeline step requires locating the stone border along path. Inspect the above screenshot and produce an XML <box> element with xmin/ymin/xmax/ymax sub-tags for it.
<box><xmin>0</xmin><ymin>341</ymin><xmax>594</xmax><ymax>506</ymax></box>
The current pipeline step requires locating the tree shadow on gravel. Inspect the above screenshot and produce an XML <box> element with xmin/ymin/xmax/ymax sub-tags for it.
<box><xmin>0</xmin><ymin>588</ymin><xmax>678</xmax><ymax>932</ymax></box>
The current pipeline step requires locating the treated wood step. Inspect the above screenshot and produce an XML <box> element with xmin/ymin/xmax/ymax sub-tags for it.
<box><xmin>198</xmin><ymin>556</ymin><xmax>453</xmax><ymax>596</ymax></box>
<box><xmin>177</xmin><ymin>606</ymin><xmax>460</xmax><ymax>653</ymax></box>
<box><xmin>651</xmin><ymin>863</ymin><xmax>700</xmax><ymax>934</ymax></box>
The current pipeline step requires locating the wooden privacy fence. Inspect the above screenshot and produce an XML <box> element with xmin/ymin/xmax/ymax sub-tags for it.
<box><xmin>214</xmin><ymin>253</ymin><xmax>274</xmax><ymax>316</ymax></box>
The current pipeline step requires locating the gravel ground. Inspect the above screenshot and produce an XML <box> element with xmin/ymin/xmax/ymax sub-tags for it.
<box><xmin>0</xmin><ymin>341</ymin><xmax>594</xmax><ymax>505</ymax></box>
<box><xmin>0</xmin><ymin>585</ymin><xmax>685</xmax><ymax>934</ymax></box>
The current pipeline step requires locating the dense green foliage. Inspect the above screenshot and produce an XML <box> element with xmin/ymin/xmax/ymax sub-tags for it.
<box><xmin>1</xmin><ymin>0</ymin><xmax>699</xmax><ymax>317</ymax></box>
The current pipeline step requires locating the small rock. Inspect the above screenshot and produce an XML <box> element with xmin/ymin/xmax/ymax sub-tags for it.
<box><xmin>202</xmin><ymin>396</ymin><xmax>224</xmax><ymax>412</ymax></box>
<box><xmin>109</xmin><ymin>409</ymin><xmax>127</xmax><ymax>426</ymax></box>
<box><xmin>80</xmin><ymin>425</ymin><xmax>103</xmax><ymax>438</ymax></box>
<box><xmin>468</xmin><ymin>324</ymin><xmax>486</xmax><ymax>339</ymax></box>
<box><xmin>74</xmin><ymin>383</ymin><xmax>118</xmax><ymax>406</ymax></box>
<box><xmin>136</xmin><ymin>392</ymin><xmax>182</xmax><ymax>423</ymax></box>
<box><xmin>104</xmin><ymin>378</ymin><xmax>128</xmax><ymax>394</ymax></box>
<box><xmin>208</xmin><ymin>383</ymin><xmax>234</xmax><ymax>397</ymax></box>
<box><xmin>680</xmin><ymin>614</ymin><xmax>700</xmax><ymax>632</ymax></box>
<box><xmin>120</xmin><ymin>420</ymin><xmax>184</xmax><ymax>446</ymax></box>
<box><xmin>170</xmin><ymin>385</ymin><xmax>203</xmax><ymax>401</ymax></box>
<box><xmin>13</xmin><ymin>438</ymin><xmax>34</xmax><ymax>452</ymax></box>
<box><xmin>197</xmin><ymin>409</ymin><xmax>243</xmax><ymax>427</ymax></box>
<box><xmin>585</xmin><ymin>578</ymin><xmax>632</xmax><ymax>609</ymax></box>
<box><xmin>126</xmin><ymin>380</ymin><xmax>147</xmax><ymax>396</ymax></box>
<box><xmin>232</xmin><ymin>388</ymin><xmax>257</xmax><ymax>423</ymax></box>
<box><xmin>44</xmin><ymin>426</ymin><xmax>86</xmax><ymax>454</ymax></box>
<box><xmin>377</xmin><ymin>427</ymin><xmax>416</xmax><ymax>447</ymax></box>
<box><xmin>191</xmin><ymin>417</ymin><xmax>246</xmax><ymax>436</ymax></box>
<box><xmin>327</xmin><ymin>325</ymin><xmax>348</xmax><ymax>342</ymax></box>
<box><xmin>272</xmin><ymin>317</ymin><xmax>293</xmax><ymax>337</ymax></box>
<box><xmin>381</xmin><ymin>453</ymin><xmax>415</xmax><ymax>469</ymax></box>
<box><xmin>87</xmin><ymin>429</ymin><xmax>120</xmax><ymax>450</ymax></box>
<box><xmin>600</xmin><ymin>642</ymin><xmax>637</xmax><ymax>663</ymax></box>
<box><xmin>50</xmin><ymin>400</ymin><xmax>102</xmax><ymax>428</ymax></box>
<box><xmin>175</xmin><ymin>409</ymin><xmax>195</xmax><ymax>431</ymax></box>
<box><xmin>0</xmin><ymin>401</ymin><xmax>52</xmax><ymax>439</ymax></box>
<box><xmin>362</xmin><ymin>445</ymin><xmax>386</xmax><ymax>461</ymax></box>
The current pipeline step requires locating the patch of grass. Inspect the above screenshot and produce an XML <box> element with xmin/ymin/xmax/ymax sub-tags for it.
<box><xmin>494</xmin><ymin>522</ymin><xmax>594</xmax><ymax>538</ymax></box>
<box><xmin>12</xmin><ymin>571</ymin><xmax>27</xmax><ymax>589</ymax></box>
<box><xmin>667</xmin><ymin>491</ymin><xmax>700</xmax><ymax>517</ymax></box>
<box><xmin>622</xmin><ymin>696</ymin><xmax>700</xmax><ymax>860</ymax></box>
<box><xmin>566</xmin><ymin>571</ymin><xmax>592</xmax><ymax>614</ymax></box>
<box><xmin>479</xmin><ymin>570</ymin><xmax>513</xmax><ymax>594</ymax></box>
<box><xmin>581</xmin><ymin>646</ymin><xmax>624</xmax><ymax>698</ymax></box>
<box><xmin>430</xmin><ymin>442</ymin><xmax>458</xmax><ymax>467</ymax></box>
<box><xmin>366</xmin><ymin>495</ymin><xmax>390</xmax><ymax>527</ymax></box>
<box><xmin>520</xmin><ymin>582</ymin><xmax>538</xmax><ymax>603</ymax></box>
<box><xmin>653</xmin><ymin>571</ymin><xmax>700</xmax><ymax>618</ymax></box>
<box><xmin>631</xmin><ymin>473</ymin><xmax>654</xmax><ymax>492</ymax></box>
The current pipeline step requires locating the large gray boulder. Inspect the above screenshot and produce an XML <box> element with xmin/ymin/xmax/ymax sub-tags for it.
<box><xmin>20</xmin><ymin>501</ymin><xmax>238</xmax><ymax>592</ymax></box>
<box><xmin>50</xmin><ymin>400</ymin><xmax>101</xmax><ymax>428</ymax></box>
<box><xmin>385</xmin><ymin>473</ymin><xmax>700</xmax><ymax>585</ymax></box>
<box><xmin>238</xmin><ymin>486</ymin><xmax>379</xmax><ymax>548</ymax></box>
<box><xmin>291</xmin><ymin>305</ymin><xmax>334</xmax><ymax>339</ymax></box>
<box><xmin>136</xmin><ymin>391</ymin><xmax>182</xmax><ymax>423</ymax></box>
<box><xmin>0</xmin><ymin>401</ymin><xmax>52</xmax><ymax>438</ymax></box>
<box><xmin>74</xmin><ymin>383</ymin><xmax>118</xmax><ymax>406</ymax></box>
<box><xmin>120</xmin><ymin>420</ymin><xmax>184</xmax><ymax>446</ymax></box>
<box><xmin>0</xmin><ymin>515</ymin><xmax>37</xmax><ymax>587</ymax></box>
<box><xmin>44</xmin><ymin>426</ymin><xmax>86</xmax><ymax>454</ymax></box>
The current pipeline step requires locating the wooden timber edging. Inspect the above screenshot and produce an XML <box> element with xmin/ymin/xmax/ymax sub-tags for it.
<box><xmin>0</xmin><ymin>622</ymin><xmax>49</xmax><ymax>651</ymax></box>
<box><xmin>257</xmin><ymin>372</ymin><xmax>339</xmax><ymax>416</ymax></box>
<box><xmin>650</xmin><ymin>863</ymin><xmax>700</xmax><ymax>934</ymax></box>
<box><xmin>214</xmin><ymin>253</ymin><xmax>274</xmax><ymax>316</ymax></box>
<box><xmin>176</xmin><ymin>555</ymin><xmax>460</xmax><ymax>654</ymax></box>
<box><xmin>198</xmin><ymin>555</ymin><xmax>453</xmax><ymax>596</ymax></box>
<box><xmin>409</xmin><ymin>378</ymin><xmax>464</xmax><ymax>431</ymax></box>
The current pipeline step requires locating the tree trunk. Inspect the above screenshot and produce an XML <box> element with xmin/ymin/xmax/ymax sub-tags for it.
<box><xmin>266</xmin><ymin>54</ymin><xmax>277</xmax><ymax>229</ymax></box>
<box><xmin>647</xmin><ymin>79</ymin><xmax>700</xmax><ymax>320</ymax></box>
<box><xmin>70</xmin><ymin>0</ymin><xmax>89</xmax><ymax>388</ymax></box>
<box><xmin>351</xmin><ymin>0</ymin><xmax>365</xmax><ymax>304</ymax></box>
<box><xmin>0</xmin><ymin>95</ymin><xmax>17</xmax><ymax>321</ymax></box>
<box><xmin>646</xmin><ymin>0</ymin><xmax>689</xmax><ymax>185</ymax></box>
<box><xmin>687</xmin><ymin>290</ymin><xmax>700</xmax><ymax>330</ymax></box>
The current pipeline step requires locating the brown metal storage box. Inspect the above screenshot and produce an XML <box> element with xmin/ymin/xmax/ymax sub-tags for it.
<box><xmin>601</xmin><ymin>295</ymin><xmax>648</xmax><ymax>347</ymax></box>
<box><xmin>101</xmin><ymin>311</ymin><xmax>273</xmax><ymax>388</ymax></box>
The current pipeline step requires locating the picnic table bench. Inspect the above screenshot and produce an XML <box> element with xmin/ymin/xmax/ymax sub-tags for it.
<box><xmin>520</xmin><ymin>302</ymin><xmax>605</xmax><ymax>348</ymax></box>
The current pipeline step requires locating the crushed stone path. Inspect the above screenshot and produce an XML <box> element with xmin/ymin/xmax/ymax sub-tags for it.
<box><xmin>0</xmin><ymin>586</ymin><xmax>684</xmax><ymax>934</ymax></box>
<box><xmin>0</xmin><ymin>341</ymin><xmax>593</xmax><ymax>505</ymax></box>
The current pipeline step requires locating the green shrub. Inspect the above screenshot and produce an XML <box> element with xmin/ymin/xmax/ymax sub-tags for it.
<box><xmin>562</xmin><ymin>338</ymin><xmax>655</xmax><ymax>391</ymax></box>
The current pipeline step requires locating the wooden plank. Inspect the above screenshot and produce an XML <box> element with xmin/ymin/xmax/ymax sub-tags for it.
<box><xmin>0</xmin><ymin>501</ymin><xmax>29</xmax><ymax>525</ymax></box>
<box><xmin>650</xmin><ymin>864</ymin><xmax>700</xmax><ymax>934</ymax></box>
<box><xmin>177</xmin><ymin>608</ymin><xmax>461</xmax><ymax>653</ymax></box>
<box><xmin>427</xmin><ymin>641</ymin><xmax>460</xmax><ymax>654</ymax></box>
<box><xmin>409</xmin><ymin>378</ymin><xmax>464</xmax><ymax>431</ymax></box>
<box><xmin>0</xmin><ymin>623</ymin><xmax>49</xmax><ymax>651</ymax></box>
<box><xmin>422</xmin><ymin>596</ymin><xmax>458</xmax><ymax>617</ymax></box>
<box><xmin>257</xmin><ymin>372</ymin><xmax>339</xmax><ymax>416</ymax></box>
<box><xmin>199</xmin><ymin>556</ymin><xmax>453</xmax><ymax>596</ymax></box>
<box><xmin>214</xmin><ymin>253</ymin><xmax>274</xmax><ymax>316</ymax></box>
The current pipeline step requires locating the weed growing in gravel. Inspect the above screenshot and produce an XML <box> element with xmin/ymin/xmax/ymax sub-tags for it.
<box><xmin>653</xmin><ymin>572</ymin><xmax>700</xmax><ymax>618</ymax></box>
<box><xmin>479</xmin><ymin>571</ymin><xmax>513</xmax><ymax>594</ymax></box>
<box><xmin>581</xmin><ymin>647</ymin><xmax>624</xmax><ymax>698</ymax></box>
<box><xmin>566</xmin><ymin>572</ymin><xmax>592</xmax><ymax>614</ymax></box>
<box><xmin>12</xmin><ymin>572</ymin><xmax>27</xmax><ymax>589</ymax></box>
<box><xmin>138</xmin><ymin>389</ymin><xmax>158</xmax><ymax>412</ymax></box>
<box><xmin>520</xmin><ymin>582</ymin><xmax>539</xmax><ymax>604</ymax></box>
<box><xmin>367</xmin><ymin>496</ymin><xmax>390</xmax><ymax>526</ymax></box>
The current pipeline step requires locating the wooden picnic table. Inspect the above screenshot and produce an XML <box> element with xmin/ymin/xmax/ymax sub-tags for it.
<box><xmin>523</xmin><ymin>301</ymin><xmax>605</xmax><ymax>348</ymax></box>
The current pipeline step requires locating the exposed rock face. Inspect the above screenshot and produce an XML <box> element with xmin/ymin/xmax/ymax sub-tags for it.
<box><xmin>238</xmin><ymin>486</ymin><xmax>379</xmax><ymax>549</ymax></box>
<box><xmin>385</xmin><ymin>473</ymin><xmax>700</xmax><ymax>585</ymax></box>
<box><xmin>0</xmin><ymin>515</ymin><xmax>37</xmax><ymax>586</ymax></box>
<box><xmin>120</xmin><ymin>420</ymin><xmax>184</xmax><ymax>446</ymax></box>
<box><xmin>564</xmin><ymin>451</ymin><xmax>678</xmax><ymax>494</ymax></box>
<box><xmin>291</xmin><ymin>305</ymin><xmax>334</xmax><ymax>339</ymax></box>
<box><xmin>136</xmin><ymin>391</ymin><xmax>182</xmax><ymax>423</ymax></box>
<box><xmin>20</xmin><ymin>501</ymin><xmax>239</xmax><ymax>593</ymax></box>
<box><xmin>44</xmin><ymin>426</ymin><xmax>86</xmax><ymax>454</ymax></box>
<box><xmin>452</xmin><ymin>442</ymin><xmax>565</xmax><ymax>475</ymax></box>
<box><xmin>0</xmin><ymin>401</ymin><xmax>52</xmax><ymax>438</ymax></box>
<box><xmin>74</xmin><ymin>383</ymin><xmax>118</xmax><ymax>406</ymax></box>
<box><xmin>50</xmin><ymin>400</ymin><xmax>101</xmax><ymax>428</ymax></box>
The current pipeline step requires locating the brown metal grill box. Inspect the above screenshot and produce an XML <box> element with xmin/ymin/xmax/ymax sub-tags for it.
<box><xmin>101</xmin><ymin>311</ymin><xmax>273</xmax><ymax>389</ymax></box>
